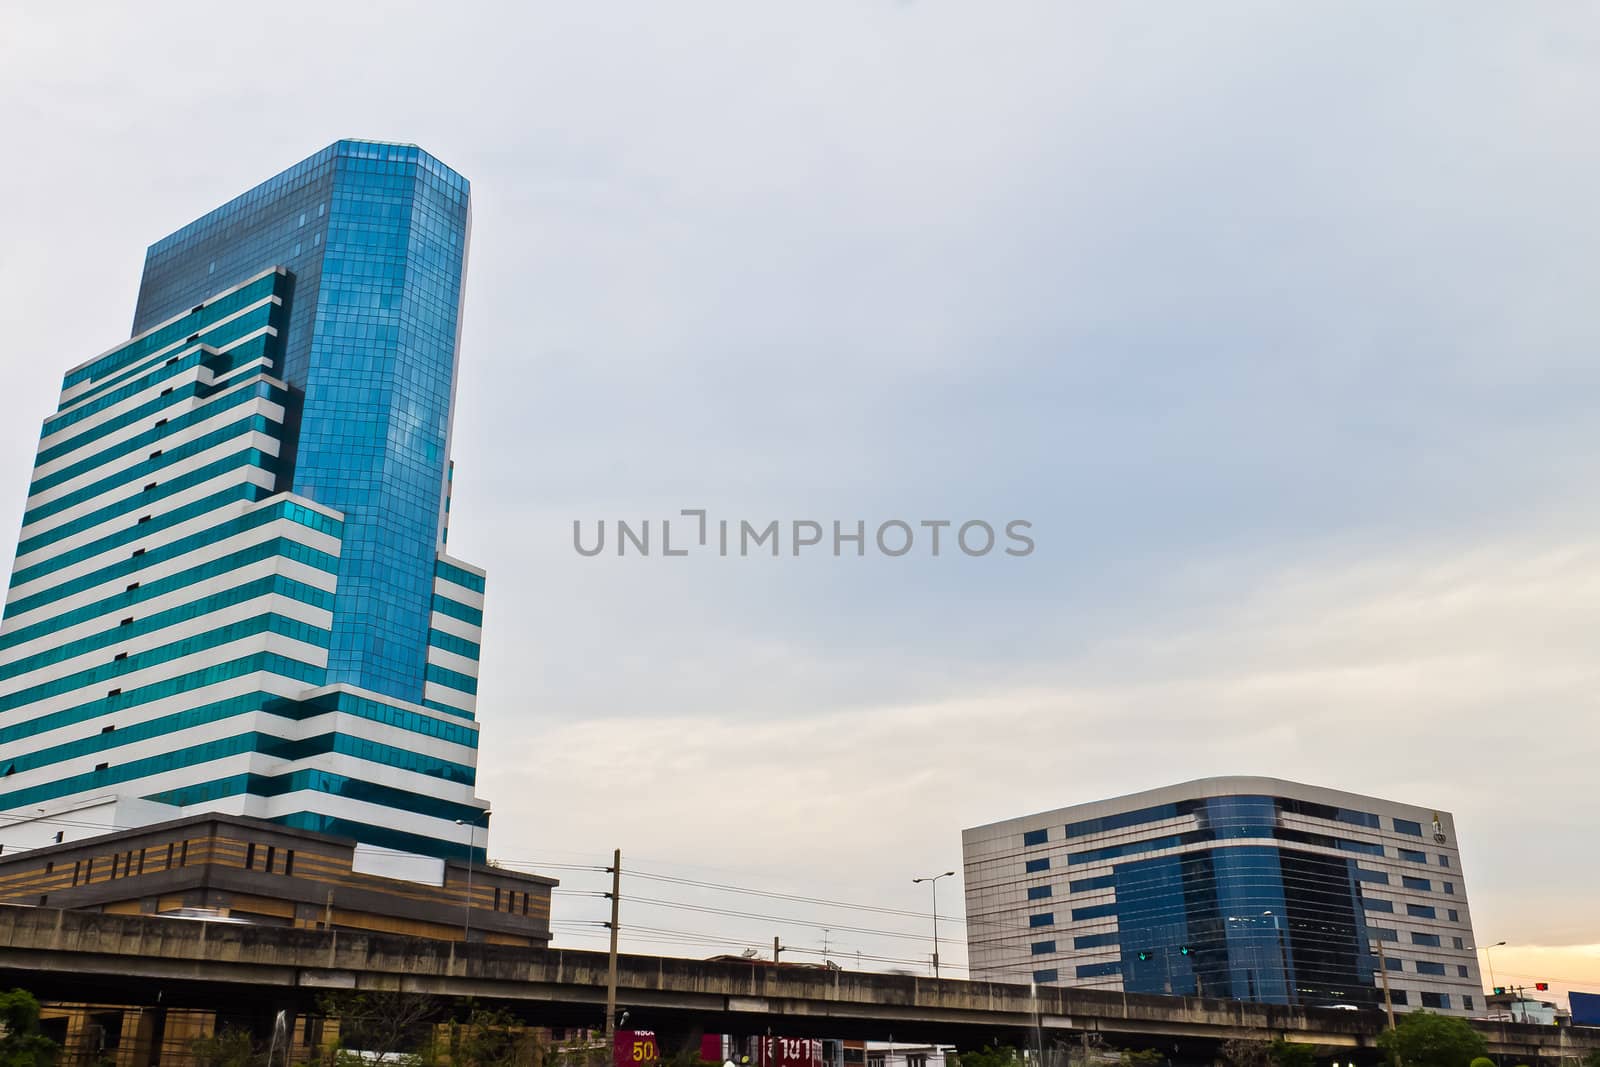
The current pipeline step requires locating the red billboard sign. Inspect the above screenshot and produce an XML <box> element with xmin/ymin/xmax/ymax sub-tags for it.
<box><xmin>615</xmin><ymin>1030</ymin><xmax>659</xmax><ymax>1067</ymax></box>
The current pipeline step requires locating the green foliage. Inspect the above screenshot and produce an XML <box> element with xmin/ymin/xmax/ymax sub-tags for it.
<box><xmin>953</xmin><ymin>1046</ymin><xmax>1024</xmax><ymax>1067</ymax></box>
<box><xmin>0</xmin><ymin>989</ymin><xmax>57</xmax><ymax>1067</ymax></box>
<box><xmin>1468</xmin><ymin>1057</ymin><xmax>1496</xmax><ymax>1067</ymax></box>
<box><xmin>1119</xmin><ymin>1051</ymin><xmax>1164</xmax><ymax>1067</ymax></box>
<box><xmin>446</xmin><ymin>1005</ymin><xmax>537</xmax><ymax>1067</ymax></box>
<box><xmin>189</xmin><ymin>1026</ymin><xmax>263</xmax><ymax>1067</ymax></box>
<box><xmin>1376</xmin><ymin>1010</ymin><xmax>1488</xmax><ymax>1067</ymax></box>
<box><xmin>1267</xmin><ymin>1040</ymin><xmax>1315</xmax><ymax>1067</ymax></box>
<box><xmin>317</xmin><ymin>991</ymin><xmax>442</xmax><ymax>1065</ymax></box>
<box><xmin>1219</xmin><ymin>1039</ymin><xmax>1271</xmax><ymax>1067</ymax></box>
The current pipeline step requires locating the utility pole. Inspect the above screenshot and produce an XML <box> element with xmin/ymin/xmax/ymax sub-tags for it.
<box><xmin>774</xmin><ymin>936</ymin><xmax>783</xmax><ymax>963</ymax></box>
<box><xmin>605</xmin><ymin>849</ymin><xmax>621</xmax><ymax>1040</ymax></box>
<box><xmin>1375</xmin><ymin>937</ymin><xmax>1401</xmax><ymax>1067</ymax></box>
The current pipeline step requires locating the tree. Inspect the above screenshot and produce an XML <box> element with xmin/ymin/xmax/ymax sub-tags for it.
<box><xmin>189</xmin><ymin>1026</ymin><xmax>263</xmax><ymax>1067</ymax></box>
<box><xmin>318</xmin><ymin>991</ymin><xmax>441</xmax><ymax>1065</ymax></box>
<box><xmin>1468</xmin><ymin>1057</ymin><xmax>1495</xmax><ymax>1067</ymax></box>
<box><xmin>1267</xmin><ymin>1041</ymin><xmax>1315</xmax><ymax>1067</ymax></box>
<box><xmin>1119</xmin><ymin>1051</ymin><xmax>1164</xmax><ymax>1067</ymax></box>
<box><xmin>0</xmin><ymin>990</ymin><xmax>57</xmax><ymax>1067</ymax></box>
<box><xmin>1376</xmin><ymin>1011</ymin><xmax>1487</xmax><ymax>1067</ymax></box>
<box><xmin>446</xmin><ymin>1006</ymin><xmax>537</xmax><ymax>1067</ymax></box>
<box><xmin>1219</xmin><ymin>1039</ymin><xmax>1271</xmax><ymax>1067</ymax></box>
<box><xmin>952</xmin><ymin>1046</ymin><xmax>1024</xmax><ymax>1067</ymax></box>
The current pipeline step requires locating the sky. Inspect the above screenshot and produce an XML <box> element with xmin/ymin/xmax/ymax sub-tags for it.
<box><xmin>2</xmin><ymin>0</ymin><xmax>1598</xmax><ymax>1007</ymax></box>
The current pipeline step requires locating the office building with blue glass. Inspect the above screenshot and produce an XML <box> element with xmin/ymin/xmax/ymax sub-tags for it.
<box><xmin>0</xmin><ymin>141</ymin><xmax>490</xmax><ymax>863</ymax></box>
<box><xmin>963</xmin><ymin>777</ymin><xmax>1483</xmax><ymax>1015</ymax></box>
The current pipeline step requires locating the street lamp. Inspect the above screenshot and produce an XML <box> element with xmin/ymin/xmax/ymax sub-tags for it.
<box><xmin>912</xmin><ymin>871</ymin><xmax>956</xmax><ymax>979</ymax></box>
<box><xmin>1477</xmin><ymin>940</ymin><xmax>1507</xmax><ymax>994</ymax></box>
<box><xmin>1262</xmin><ymin>911</ymin><xmax>1290</xmax><ymax>1003</ymax></box>
<box><xmin>454</xmin><ymin>812</ymin><xmax>489</xmax><ymax>942</ymax></box>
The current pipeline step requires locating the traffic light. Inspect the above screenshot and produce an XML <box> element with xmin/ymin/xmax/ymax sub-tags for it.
<box><xmin>1137</xmin><ymin>951</ymin><xmax>1152</xmax><ymax>961</ymax></box>
<box><xmin>1179</xmin><ymin>946</ymin><xmax>1192</xmax><ymax>956</ymax></box>
<box><xmin>1494</xmin><ymin>987</ymin><xmax>1506</xmax><ymax>995</ymax></box>
<box><xmin>1536</xmin><ymin>983</ymin><xmax>1549</xmax><ymax>992</ymax></box>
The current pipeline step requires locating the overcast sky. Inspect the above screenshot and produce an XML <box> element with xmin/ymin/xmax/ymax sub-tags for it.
<box><xmin>3</xmin><ymin>1</ymin><xmax>1598</xmax><ymax>1002</ymax></box>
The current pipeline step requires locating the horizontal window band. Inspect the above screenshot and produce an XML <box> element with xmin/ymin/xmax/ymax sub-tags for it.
<box><xmin>20</xmin><ymin>447</ymin><xmax>280</xmax><ymax>559</ymax></box>
<box><xmin>3</xmin><ymin>717</ymin><xmax>475</xmax><ymax>793</ymax></box>
<box><xmin>0</xmin><ymin>652</ymin><xmax>326</xmax><ymax>749</ymax></box>
<box><xmin>434</xmin><ymin>559</ymin><xmax>485</xmax><ymax>594</ymax></box>
<box><xmin>62</xmin><ymin>273</ymin><xmax>284</xmax><ymax>392</ymax></box>
<box><xmin>27</xmin><ymin>411</ymin><xmax>282</xmax><ymax>511</ymax></box>
<box><xmin>6</xmin><ymin>498</ymin><xmax>342</xmax><ymax>618</ymax></box>
<box><xmin>13</xmin><ymin>482</ymin><xmax>275</xmax><ymax>588</ymax></box>
<box><xmin>38</xmin><ymin>375</ymin><xmax>287</xmax><ymax>474</ymax></box>
<box><xmin>0</xmin><ymin>682</ymin><xmax>475</xmax><ymax>765</ymax></box>
<box><xmin>0</xmin><ymin>536</ymin><xmax>338</xmax><ymax>652</ymax></box>
<box><xmin>422</xmin><ymin>698</ymin><xmax>475</xmax><ymax>719</ymax></box>
<box><xmin>427</xmin><ymin>627</ymin><xmax>480</xmax><ymax>660</ymax></box>
<box><xmin>431</xmin><ymin>595</ymin><xmax>482</xmax><ymax>627</ymax></box>
<box><xmin>0</xmin><ymin>613</ymin><xmax>331</xmax><ymax>714</ymax></box>
<box><xmin>44</xmin><ymin>312</ymin><xmax>280</xmax><ymax>438</ymax></box>
<box><xmin>425</xmin><ymin>663</ymin><xmax>478</xmax><ymax>696</ymax></box>
<box><xmin>143</xmin><ymin>765</ymin><xmax>483</xmax><ymax>825</ymax></box>
<box><xmin>275</xmin><ymin>812</ymin><xmax>476</xmax><ymax>864</ymax></box>
<box><xmin>0</xmin><ymin>574</ymin><xmax>333</xmax><ymax>683</ymax></box>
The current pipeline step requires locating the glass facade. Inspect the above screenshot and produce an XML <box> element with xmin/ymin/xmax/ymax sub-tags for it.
<box><xmin>0</xmin><ymin>142</ymin><xmax>489</xmax><ymax>862</ymax></box>
<box><xmin>134</xmin><ymin>141</ymin><xmax>471</xmax><ymax>705</ymax></box>
<box><xmin>967</xmin><ymin>781</ymin><xmax>1480</xmax><ymax>1016</ymax></box>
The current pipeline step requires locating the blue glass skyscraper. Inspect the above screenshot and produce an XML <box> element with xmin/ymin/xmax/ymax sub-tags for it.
<box><xmin>0</xmin><ymin>141</ymin><xmax>490</xmax><ymax>861</ymax></box>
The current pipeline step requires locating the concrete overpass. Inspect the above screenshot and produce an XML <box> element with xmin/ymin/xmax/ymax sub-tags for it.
<box><xmin>0</xmin><ymin>907</ymin><xmax>1593</xmax><ymax>1063</ymax></box>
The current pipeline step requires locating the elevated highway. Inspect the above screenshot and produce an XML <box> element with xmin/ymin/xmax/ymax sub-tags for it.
<box><xmin>0</xmin><ymin>908</ymin><xmax>1591</xmax><ymax>1063</ymax></box>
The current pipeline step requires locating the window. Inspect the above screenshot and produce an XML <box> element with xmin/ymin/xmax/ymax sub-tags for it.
<box><xmin>283</xmin><ymin>850</ymin><xmax>295</xmax><ymax>877</ymax></box>
<box><xmin>1394</xmin><ymin>818</ymin><xmax>1423</xmax><ymax>836</ymax></box>
<box><xmin>1371</xmin><ymin>928</ymin><xmax>1399</xmax><ymax>942</ymax></box>
<box><xmin>1023</xmin><ymin>828</ymin><xmax>1048</xmax><ymax>847</ymax></box>
<box><xmin>1033</xmin><ymin>969</ymin><xmax>1058</xmax><ymax>983</ymax></box>
<box><xmin>101</xmin><ymin>724</ymin><xmax>115</xmax><ymax>734</ymax></box>
<box><xmin>1412</xmin><ymin>933</ymin><xmax>1441</xmax><ymax>947</ymax></box>
<box><xmin>1402</xmin><ymin>876</ymin><xmax>1432</xmax><ymax>891</ymax></box>
<box><xmin>1072</xmin><ymin>903</ymin><xmax>1118</xmax><ymax>921</ymax></box>
<box><xmin>1025</xmin><ymin>857</ymin><xmax>1050</xmax><ymax>873</ymax></box>
<box><xmin>1031</xmin><ymin>940</ymin><xmax>1056</xmax><ymax>955</ymax></box>
<box><xmin>1457</xmin><ymin>965</ymin><xmax>1470</xmax><ymax>978</ymax></box>
<box><xmin>1355</xmin><ymin>868</ymin><xmax>1389</xmax><ymax>884</ymax></box>
<box><xmin>1027</xmin><ymin>885</ymin><xmax>1052</xmax><ymax>900</ymax></box>
<box><xmin>1384</xmin><ymin>957</ymin><xmax>1403</xmax><ymax>972</ymax></box>
<box><xmin>908</xmin><ymin>1057</ymin><xmax>926</xmax><ymax>1067</ymax></box>
<box><xmin>1073</xmin><ymin>932</ymin><xmax>1118</xmax><ymax>949</ymax></box>
<box><xmin>1452</xmin><ymin>937</ymin><xmax>1465</xmax><ymax>950</ymax></box>
<box><xmin>94</xmin><ymin>762</ymin><xmax>108</xmax><ymax>771</ymax></box>
<box><xmin>1077</xmin><ymin>961</ymin><xmax>1121</xmax><ymax>979</ymax></box>
<box><xmin>1389</xmin><ymin>990</ymin><xmax>1409</xmax><ymax>1005</ymax></box>
<box><xmin>1398</xmin><ymin>848</ymin><xmax>1427</xmax><ymax>863</ymax></box>
<box><xmin>1447</xmin><ymin>909</ymin><xmax>1459</xmax><ymax>922</ymax></box>
<box><xmin>245</xmin><ymin>843</ymin><xmax>256</xmax><ymax>869</ymax></box>
<box><xmin>265</xmin><ymin>846</ymin><xmax>276</xmax><ymax>873</ymax></box>
<box><xmin>1029</xmin><ymin>913</ymin><xmax>1054</xmax><ymax>928</ymax></box>
<box><xmin>1463</xmin><ymin>995</ymin><xmax>1474</xmax><ymax>1011</ymax></box>
<box><xmin>1362</xmin><ymin>897</ymin><xmax>1394</xmax><ymax>913</ymax></box>
<box><xmin>1438</xmin><ymin>855</ymin><xmax>1450</xmax><ymax>868</ymax></box>
<box><xmin>1443</xmin><ymin>882</ymin><xmax>1455</xmax><ymax>895</ymax></box>
<box><xmin>493</xmin><ymin>887</ymin><xmax>502</xmax><ymax>910</ymax></box>
<box><xmin>1415</xmin><ymin>961</ymin><xmax>1446</xmax><ymax>976</ymax></box>
<box><xmin>1407</xmin><ymin>904</ymin><xmax>1436</xmax><ymax>919</ymax></box>
<box><xmin>1070</xmin><ymin>874</ymin><xmax>1115</xmax><ymax>893</ymax></box>
<box><xmin>1420</xmin><ymin>992</ymin><xmax>1451</xmax><ymax>1010</ymax></box>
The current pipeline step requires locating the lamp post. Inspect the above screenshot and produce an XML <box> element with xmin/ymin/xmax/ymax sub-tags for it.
<box><xmin>1478</xmin><ymin>940</ymin><xmax>1507</xmax><ymax>997</ymax></box>
<box><xmin>454</xmin><ymin>812</ymin><xmax>489</xmax><ymax>942</ymax></box>
<box><xmin>1263</xmin><ymin>911</ymin><xmax>1290</xmax><ymax>1004</ymax></box>
<box><xmin>912</xmin><ymin>871</ymin><xmax>956</xmax><ymax>979</ymax></box>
